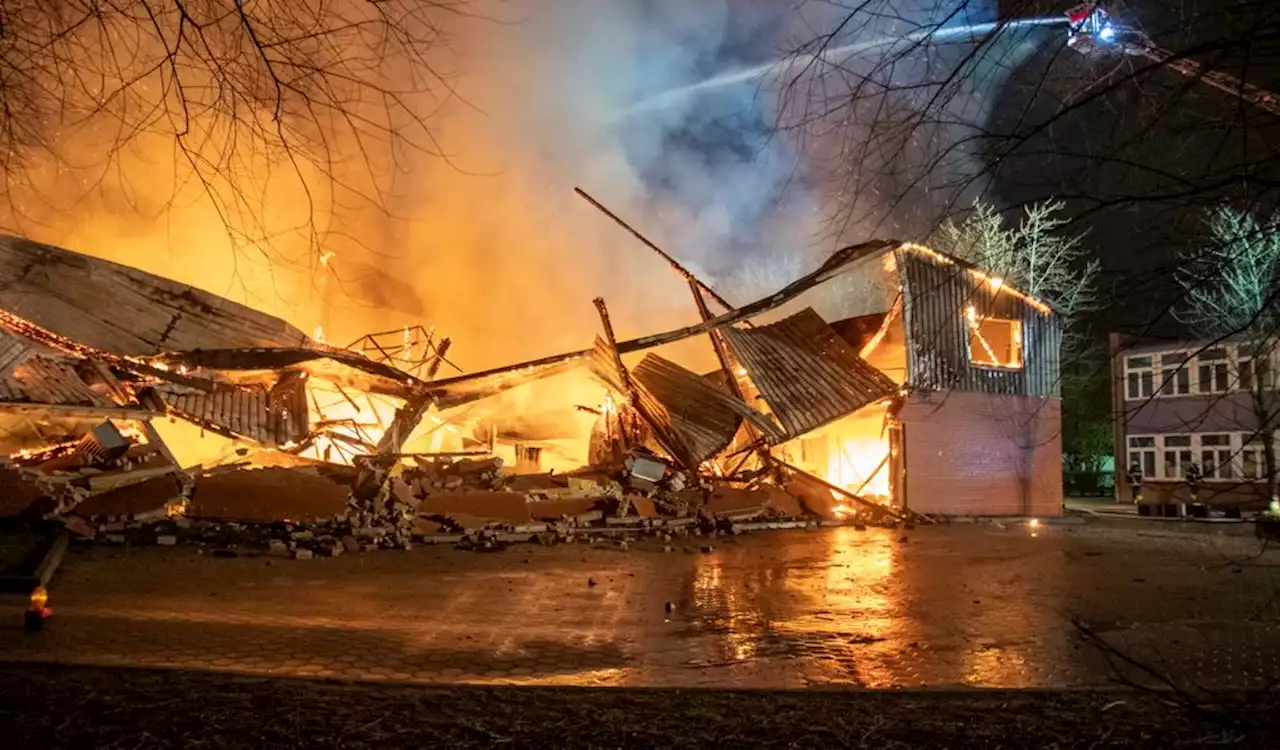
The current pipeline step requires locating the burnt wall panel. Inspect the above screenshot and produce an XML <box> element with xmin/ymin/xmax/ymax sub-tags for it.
<box><xmin>896</xmin><ymin>248</ymin><xmax>1061</xmax><ymax>398</ymax></box>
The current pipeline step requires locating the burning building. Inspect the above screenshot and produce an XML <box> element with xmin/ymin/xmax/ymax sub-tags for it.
<box><xmin>0</xmin><ymin>225</ymin><xmax>1061</xmax><ymax>543</ymax></box>
<box><xmin>823</xmin><ymin>244</ymin><xmax>1064</xmax><ymax>517</ymax></box>
<box><xmin>413</xmin><ymin>233</ymin><xmax>1064</xmax><ymax>520</ymax></box>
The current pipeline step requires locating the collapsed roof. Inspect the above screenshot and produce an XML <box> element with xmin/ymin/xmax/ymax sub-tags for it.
<box><xmin>0</xmin><ymin>234</ymin><xmax>312</xmax><ymax>356</ymax></box>
<box><xmin>0</xmin><ymin>231</ymin><xmax>1056</xmax><ymax>477</ymax></box>
<box><xmin>720</xmin><ymin>307</ymin><xmax>898</xmax><ymax>441</ymax></box>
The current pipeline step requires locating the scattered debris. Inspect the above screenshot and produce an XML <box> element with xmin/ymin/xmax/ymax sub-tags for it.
<box><xmin>0</xmin><ymin>232</ymin><xmax>940</xmax><ymax>562</ymax></box>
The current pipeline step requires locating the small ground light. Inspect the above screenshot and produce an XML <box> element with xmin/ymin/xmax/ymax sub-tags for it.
<box><xmin>1028</xmin><ymin>518</ymin><xmax>1041</xmax><ymax>528</ymax></box>
<box><xmin>25</xmin><ymin>586</ymin><xmax>52</xmax><ymax>631</ymax></box>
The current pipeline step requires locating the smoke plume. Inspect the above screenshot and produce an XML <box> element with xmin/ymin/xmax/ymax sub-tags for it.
<box><xmin>0</xmin><ymin>0</ymin><xmax>1049</xmax><ymax>371</ymax></box>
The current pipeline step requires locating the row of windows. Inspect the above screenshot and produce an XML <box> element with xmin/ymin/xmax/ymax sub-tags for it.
<box><xmin>1124</xmin><ymin>344</ymin><xmax>1272</xmax><ymax>400</ymax></box>
<box><xmin>1126</xmin><ymin>432</ymin><xmax>1271</xmax><ymax>482</ymax></box>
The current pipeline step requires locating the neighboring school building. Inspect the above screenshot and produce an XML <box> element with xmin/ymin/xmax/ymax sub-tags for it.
<box><xmin>1110</xmin><ymin>333</ymin><xmax>1273</xmax><ymax>511</ymax></box>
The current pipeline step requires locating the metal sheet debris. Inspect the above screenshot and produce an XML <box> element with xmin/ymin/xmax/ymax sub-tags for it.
<box><xmin>721</xmin><ymin>307</ymin><xmax>898</xmax><ymax>440</ymax></box>
<box><xmin>0</xmin><ymin>234</ymin><xmax>313</xmax><ymax>355</ymax></box>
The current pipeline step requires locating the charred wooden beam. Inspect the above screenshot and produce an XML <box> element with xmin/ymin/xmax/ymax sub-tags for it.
<box><xmin>426</xmin><ymin>337</ymin><xmax>451</xmax><ymax>379</ymax></box>
<box><xmin>376</xmin><ymin>394</ymin><xmax>431</xmax><ymax>456</ymax></box>
<box><xmin>0</xmin><ymin>402</ymin><xmax>162</xmax><ymax>420</ymax></box>
<box><xmin>576</xmin><ymin>188</ymin><xmax>737</xmax><ymax>313</ymax></box>
<box><xmin>324</xmin><ymin>430</ymin><xmax>378</xmax><ymax>454</ymax></box>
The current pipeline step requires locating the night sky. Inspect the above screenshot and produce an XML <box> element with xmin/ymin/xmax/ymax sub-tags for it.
<box><xmin>629</xmin><ymin>1</ymin><xmax>1280</xmax><ymax>347</ymax></box>
<box><xmin>985</xmin><ymin>0</ymin><xmax>1280</xmax><ymax>343</ymax></box>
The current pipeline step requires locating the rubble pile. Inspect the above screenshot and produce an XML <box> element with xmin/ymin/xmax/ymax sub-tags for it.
<box><xmin>339</xmin><ymin>455</ymin><xmax>511</xmax><ymax>550</ymax></box>
<box><xmin>37</xmin><ymin>442</ymin><xmax>917</xmax><ymax>559</ymax></box>
<box><xmin>6</xmin><ymin>422</ymin><xmax>189</xmax><ymax>521</ymax></box>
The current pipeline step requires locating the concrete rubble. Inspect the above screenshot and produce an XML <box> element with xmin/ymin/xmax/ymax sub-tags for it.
<box><xmin>20</xmin><ymin>443</ymin><xmax>912</xmax><ymax>560</ymax></box>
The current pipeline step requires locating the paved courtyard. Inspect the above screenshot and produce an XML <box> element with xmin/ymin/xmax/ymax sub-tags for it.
<box><xmin>3</xmin><ymin>520</ymin><xmax>1279</xmax><ymax>689</ymax></box>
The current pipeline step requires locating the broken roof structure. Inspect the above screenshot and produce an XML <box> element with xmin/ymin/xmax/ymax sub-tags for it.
<box><xmin>0</xmin><ymin>235</ymin><xmax>313</xmax><ymax>355</ymax></box>
<box><xmin>720</xmin><ymin>307</ymin><xmax>898</xmax><ymax>440</ymax></box>
<box><xmin>0</xmin><ymin>234</ymin><xmax>451</xmax><ymax>466</ymax></box>
<box><xmin>0</xmin><ymin>199</ymin><xmax>1064</xmax><ymax>534</ymax></box>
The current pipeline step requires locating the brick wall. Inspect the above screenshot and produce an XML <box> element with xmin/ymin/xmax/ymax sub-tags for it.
<box><xmin>899</xmin><ymin>390</ymin><xmax>1062</xmax><ymax>516</ymax></box>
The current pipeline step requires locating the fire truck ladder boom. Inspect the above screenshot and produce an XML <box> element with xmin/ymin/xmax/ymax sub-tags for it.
<box><xmin>1066</xmin><ymin>4</ymin><xmax>1280</xmax><ymax>119</ymax></box>
<box><xmin>1133</xmin><ymin>41</ymin><xmax>1280</xmax><ymax>119</ymax></box>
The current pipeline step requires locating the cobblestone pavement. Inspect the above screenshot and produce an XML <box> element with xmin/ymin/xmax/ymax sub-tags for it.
<box><xmin>3</xmin><ymin>521</ymin><xmax>1279</xmax><ymax>689</ymax></box>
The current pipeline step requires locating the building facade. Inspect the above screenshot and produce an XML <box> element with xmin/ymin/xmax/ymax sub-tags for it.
<box><xmin>828</xmin><ymin>244</ymin><xmax>1065</xmax><ymax>517</ymax></box>
<box><xmin>1110</xmin><ymin>333</ymin><xmax>1272</xmax><ymax>509</ymax></box>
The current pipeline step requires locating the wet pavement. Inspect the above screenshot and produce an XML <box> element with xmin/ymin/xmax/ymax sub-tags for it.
<box><xmin>3</xmin><ymin>520</ymin><xmax>1279</xmax><ymax>689</ymax></box>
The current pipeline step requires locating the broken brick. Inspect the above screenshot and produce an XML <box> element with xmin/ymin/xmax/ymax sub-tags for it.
<box><xmin>420</xmin><ymin>491</ymin><xmax>532</xmax><ymax>523</ymax></box>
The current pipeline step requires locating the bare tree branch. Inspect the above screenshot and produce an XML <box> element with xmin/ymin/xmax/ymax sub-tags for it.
<box><xmin>0</xmin><ymin>0</ymin><xmax>466</xmax><ymax>296</ymax></box>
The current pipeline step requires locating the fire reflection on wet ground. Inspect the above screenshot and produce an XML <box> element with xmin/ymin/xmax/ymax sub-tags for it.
<box><xmin>3</xmin><ymin>522</ymin><xmax>1279</xmax><ymax>689</ymax></box>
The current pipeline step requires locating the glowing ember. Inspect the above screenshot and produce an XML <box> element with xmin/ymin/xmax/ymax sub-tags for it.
<box><xmin>10</xmin><ymin>439</ymin><xmax>82</xmax><ymax>465</ymax></box>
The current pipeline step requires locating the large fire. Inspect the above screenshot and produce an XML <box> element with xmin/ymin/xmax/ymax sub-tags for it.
<box><xmin>780</xmin><ymin>400</ymin><xmax>895</xmax><ymax>505</ymax></box>
<box><xmin>300</xmin><ymin>380</ymin><xmax>405</xmax><ymax>464</ymax></box>
<box><xmin>825</xmin><ymin>433</ymin><xmax>892</xmax><ymax>501</ymax></box>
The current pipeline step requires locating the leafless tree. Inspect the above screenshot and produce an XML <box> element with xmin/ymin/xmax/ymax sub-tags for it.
<box><xmin>931</xmin><ymin>199</ymin><xmax>1099</xmax><ymax>358</ymax></box>
<box><xmin>775</xmin><ymin>0</ymin><xmax>1280</xmax><ymax>308</ymax></box>
<box><xmin>765</xmin><ymin>1</ymin><xmax>1280</xmax><ymax>493</ymax></box>
<box><xmin>1178</xmin><ymin>205</ymin><xmax>1280</xmax><ymax>507</ymax></box>
<box><xmin>0</xmin><ymin>1</ymin><xmax>464</xmax><ymax>280</ymax></box>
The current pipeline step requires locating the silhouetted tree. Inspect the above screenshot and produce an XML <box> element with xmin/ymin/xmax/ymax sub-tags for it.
<box><xmin>0</xmin><ymin>1</ymin><xmax>462</xmax><ymax>268</ymax></box>
<box><xmin>1178</xmin><ymin>205</ymin><xmax>1280</xmax><ymax>506</ymax></box>
<box><xmin>931</xmin><ymin>199</ymin><xmax>1099</xmax><ymax>358</ymax></box>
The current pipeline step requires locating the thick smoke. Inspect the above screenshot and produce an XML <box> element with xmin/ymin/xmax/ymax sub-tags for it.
<box><xmin>0</xmin><ymin>0</ymin><xmax>1050</xmax><ymax>371</ymax></box>
<box><xmin>0</xmin><ymin>1</ymin><xmax>826</xmax><ymax>372</ymax></box>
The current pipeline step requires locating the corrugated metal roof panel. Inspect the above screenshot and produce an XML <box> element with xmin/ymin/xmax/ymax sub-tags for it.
<box><xmin>0</xmin><ymin>234</ymin><xmax>312</xmax><ymax>356</ymax></box>
<box><xmin>590</xmin><ymin>336</ymin><xmax>627</xmax><ymax>393</ymax></box>
<box><xmin>4</xmin><ymin>356</ymin><xmax>115</xmax><ymax>408</ymax></box>
<box><xmin>721</xmin><ymin>307</ymin><xmax>897</xmax><ymax>440</ymax></box>
<box><xmin>0</xmin><ymin>329</ymin><xmax>32</xmax><ymax>379</ymax></box>
<box><xmin>632</xmin><ymin>354</ymin><xmax>784</xmax><ymax>463</ymax></box>
<box><xmin>156</xmin><ymin>379</ymin><xmax>308</xmax><ymax>446</ymax></box>
<box><xmin>894</xmin><ymin>246</ymin><xmax>1061</xmax><ymax>397</ymax></box>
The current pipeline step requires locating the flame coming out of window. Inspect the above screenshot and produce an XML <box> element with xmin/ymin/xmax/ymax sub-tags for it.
<box><xmin>966</xmin><ymin>306</ymin><xmax>1024</xmax><ymax>369</ymax></box>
